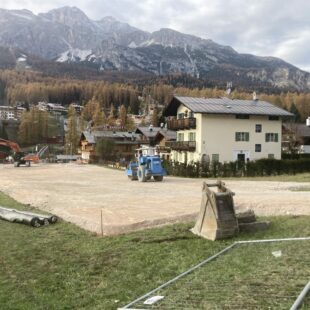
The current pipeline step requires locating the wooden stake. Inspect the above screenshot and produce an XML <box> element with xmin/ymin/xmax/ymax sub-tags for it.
<box><xmin>100</xmin><ymin>209</ymin><xmax>103</xmax><ymax>237</ymax></box>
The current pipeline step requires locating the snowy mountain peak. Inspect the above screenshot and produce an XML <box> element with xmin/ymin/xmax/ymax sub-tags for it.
<box><xmin>39</xmin><ymin>6</ymin><xmax>91</xmax><ymax>27</ymax></box>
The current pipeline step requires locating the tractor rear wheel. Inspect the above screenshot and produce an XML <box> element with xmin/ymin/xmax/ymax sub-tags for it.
<box><xmin>153</xmin><ymin>176</ymin><xmax>163</xmax><ymax>182</ymax></box>
<box><xmin>138</xmin><ymin>166</ymin><xmax>147</xmax><ymax>182</ymax></box>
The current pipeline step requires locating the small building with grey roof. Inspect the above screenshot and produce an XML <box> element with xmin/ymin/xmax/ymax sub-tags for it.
<box><xmin>79</xmin><ymin>130</ymin><xmax>140</xmax><ymax>162</ymax></box>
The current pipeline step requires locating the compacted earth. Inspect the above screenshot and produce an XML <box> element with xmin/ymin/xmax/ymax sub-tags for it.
<box><xmin>0</xmin><ymin>163</ymin><xmax>309</xmax><ymax>235</ymax></box>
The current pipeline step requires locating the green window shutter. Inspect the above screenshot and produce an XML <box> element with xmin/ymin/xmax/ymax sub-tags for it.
<box><xmin>246</xmin><ymin>132</ymin><xmax>249</xmax><ymax>141</ymax></box>
<box><xmin>275</xmin><ymin>133</ymin><xmax>278</xmax><ymax>142</ymax></box>
<box><xmin>265</xmin><ymin>133</ymin><xmax>268</xmax><ymax>142</ymax></box>
<box><xmin>235</xmin><ymin>132</ymin><xmax>239</xmax><ymax>141</ymax></box>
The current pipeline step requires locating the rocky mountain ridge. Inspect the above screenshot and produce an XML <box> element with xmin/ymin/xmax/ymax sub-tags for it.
<box><xmin>0</xmin><ymin>6</ymin><xmax>310</xmax><ymax>90</ymax></box>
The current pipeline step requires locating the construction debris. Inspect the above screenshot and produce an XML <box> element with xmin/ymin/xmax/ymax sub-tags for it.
<box><xmin>0</xmin><ymin>206</ymin><xmax>57</xmax><ymax>227</ymax></box>
<box><xmin>236</xmin><ymin>209</ymin><xmax>256</xmax><ymax>224</ymax></box>
<box><xmin>191</xmin><ymin>181</ymin><xmax>270</xmax><ymax>241</ymax></box>
<box><xmin>272</xmin><ymin>250</ymin><xmax>282</xmax><ymax>258</ymax></box>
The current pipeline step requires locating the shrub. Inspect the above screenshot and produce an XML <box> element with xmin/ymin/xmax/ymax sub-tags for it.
<box><xmin>163</xmin><ymin>158</ymin><xmax>310</xmax><ymax>178</ymax></box>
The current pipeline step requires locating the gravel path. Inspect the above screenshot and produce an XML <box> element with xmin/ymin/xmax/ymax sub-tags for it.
<box><xmin>0</xmin><ymin>163</ymin><xmax>309</xmax><ymax>235</ymax></box>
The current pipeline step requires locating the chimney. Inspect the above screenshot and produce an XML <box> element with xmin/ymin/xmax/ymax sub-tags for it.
<box><xmin>306</xmin><ymin>117</ymin><xmax>310</xmax><ymax>127</ymax></box>
<box><xmin>226</xmin><ymin>81</ymin><xmax>232</xmax><ymax>96</ymax></box>
<box><xmin>252</xmin><ymin>91</ymin><xmax>258</xmax><ymax>101</ymax></box>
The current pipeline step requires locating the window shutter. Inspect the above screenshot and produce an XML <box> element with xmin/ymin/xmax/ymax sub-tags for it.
<box><xmin>235</xmin><ymin>132</ymin><xmax>238</xmax><ymax>141</ymax></box>
<box><xmin>246</xmin><ymin>132</ymin><xmax>249</xmax><ymax>141</ymax></box>
<box><xmin>275</xmin><ymin>133</ymin><xmax>278</xmax><ymax>142</ymax></box>
<box><xmin>265</xmin><ymin>133</ymin><xmax>268</xmax><ymax>142</ymax></box>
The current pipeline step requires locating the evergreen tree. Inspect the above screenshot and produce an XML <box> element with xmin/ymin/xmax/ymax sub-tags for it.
<box><xmin>108</xmin><ymin>105</ymin><xmax>116</xmax><ymax>126</ymax></box>
<box><xmin>92</xmin><ymin>105</ymin><xmax>106</xmax><ymax>127</ymax></box>
<box><xmin>140</xmin><ymin>117</ymin><xmax>146</xmax><ymax>127</ymax></box>
<box><xmin>96</xmin><ymin>139</ymin><xmax>115</xmax><ymax>161</ymax></box>
<box><xmin>18</xmin><ymin>111</ymin><xmax>31</xmax><ymax>145</ymax></box>
<box><xmin>65</xmin><ymin>105</ymin><xmax>79</xmax><ymax>154</ymax></box>
<box><xmin>119</xmin><ymin>104</ymin><xmax>127</xmax><ymax>128</ymax></box>
<box><xmin>18</xmin><ymin>108</ymin><xmax>49</xmax><ymax>145</ymax></box>
<box><xmin>289</xmin><ymin>102</ymin><xmax>301</xmax><ymax>122</ymax></box>
<box><xmin>82</xmin><ymin>97</ymin><xmax>98</xmax><ymax>122</ymax></box>
<box><xmin>151</xmin><ymin>107</ymin><xmax>159</xmax><ymax>127</ymax></box>
<box><xmin>0</xmin><ymin>121</ymin><xmax>8</xmax><ymax>140</ymax></box>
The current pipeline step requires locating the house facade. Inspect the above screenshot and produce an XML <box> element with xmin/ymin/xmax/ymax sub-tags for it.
<box><xmin>164</xmin><ymin>96</ymin><xmax>293</xmax><ymax>163</ymax></box>
<box><xmin>79</xmin><ymin>130</ymin><xmax>140</xmax><ymax>163</ymax></box>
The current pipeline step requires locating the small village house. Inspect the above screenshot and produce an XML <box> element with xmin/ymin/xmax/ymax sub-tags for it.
<box><xmin>79</xmin><ymin>130</ymin><xmax>140</xmax><ymax>163</ymax></box>
<box><xmin>164</xmin><ymin>95</ymin><xmax>293</xmax><ymax>163</ymax></box>
<box><xmin>282</xmin><ymin>118</ymin><xmax>310</xmax><ymax>154</ymax></box>
<box><xmin>135</xmin><ymin>126</ymin><xmax>176</xmax><ymax>159</ymax></box>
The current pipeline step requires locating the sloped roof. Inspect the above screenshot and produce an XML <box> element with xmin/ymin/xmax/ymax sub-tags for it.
<box><xmin>164</xmin><ymin>96</ymin><xmax>294</xmax><ymax>117</ymax></box>
<box><xmin>135</xmin><ymin>126</ymin><xmax>162</xmax><ymax>138</ymax></box>
<box><xmin>81</xmin><ymin>130</ymin><xmax>140</xmax><ymax>144</ymax></box>
<box><xmin>283</xmin><ymin>123</ymin><xmax>310</xmax><ymax>137</ymax></box>
<box><xmin>156</xmin><ymin>129</ymin><xmax>177</xmax><ymax>141</ymax></box>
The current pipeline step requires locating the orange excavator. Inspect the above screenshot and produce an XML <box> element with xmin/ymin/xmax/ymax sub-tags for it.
<box><xmin>0</xmin><ymin>138</ymin><xmax>47</xmax><ymax>167</ymax></box>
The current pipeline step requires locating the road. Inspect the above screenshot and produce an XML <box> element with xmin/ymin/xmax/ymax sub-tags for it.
<box><xmin>0</xmin><ymin>163</ymin><xmax>309</xmax><ymax>235</ymax></box>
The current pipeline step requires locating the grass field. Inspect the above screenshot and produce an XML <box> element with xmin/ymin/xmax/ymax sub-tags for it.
<box><xmin>0</xmin><ymin>192</ymin><xmax>309</xmax><ymax>309</ymax></box>
<box><xmin>226</xmin><ymin>172</ymin><xmax>310</xmax><ymax>182</ymax></box>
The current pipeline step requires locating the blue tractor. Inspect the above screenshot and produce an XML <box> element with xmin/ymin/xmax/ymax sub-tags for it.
<box><xmin>126</xmin><ymin>147</ymin><xmax>166</xmax><ymax>182</ymax></box>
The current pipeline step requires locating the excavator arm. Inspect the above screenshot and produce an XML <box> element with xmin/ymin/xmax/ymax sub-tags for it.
<box><xmin>0</xmin><ymin>138</ymin><xmax>21</xmax><ymax>159</ymax></box>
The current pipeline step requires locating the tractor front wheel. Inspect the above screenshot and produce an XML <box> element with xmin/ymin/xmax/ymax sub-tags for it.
<box><xmin>153</xmin><ymin>176</ymin><xmax>163</xmax><ymax>182</ymax></box>
<box><xmin>138</xmin><ymin>166</ymin><xmax>147</xmax><ymax>182</ymax></box>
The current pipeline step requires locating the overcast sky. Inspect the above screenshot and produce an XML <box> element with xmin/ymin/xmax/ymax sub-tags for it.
<box><xmin>1</xmin><ymin>0</ymin><xmax>309</xmax><ymax>72</ymax></box>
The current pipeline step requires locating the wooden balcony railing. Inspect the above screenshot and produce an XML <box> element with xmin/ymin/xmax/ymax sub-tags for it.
<box><xmin>165</xmin><ymin>141</ymin><xmax>196</xmax><ymax>151</ymax></box>
<box><xmin>167</xmin><ymin>117</ymin><xmax>196</xmax><ymax>130</ymax></box>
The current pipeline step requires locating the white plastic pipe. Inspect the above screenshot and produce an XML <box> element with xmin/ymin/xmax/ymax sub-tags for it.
<box><xmin>290</xmin><ymin>281</ymin><xmax>310</xmax><ymax>310</ymax></box>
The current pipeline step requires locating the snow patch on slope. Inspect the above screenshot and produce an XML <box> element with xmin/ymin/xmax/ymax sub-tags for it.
<box><xmin>10</xmin><ymin>12</ymin><xmax>34</xmax><ymax>21</ymax></box>
<box><xmin>57</xmin><ymin>49</ymin><xmax>93</xmax><ymax>62</ymax></box>
<box><xmin>128</xmin><ymin>41</ymin><xmax>137</xmax><ymax>48</ymax></box>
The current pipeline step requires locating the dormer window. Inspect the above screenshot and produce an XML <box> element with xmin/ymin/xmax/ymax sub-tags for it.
<box><xmin>177</xmin><ymin>113</ymin><xmax>184</xmax><ymax>119</ymax></box>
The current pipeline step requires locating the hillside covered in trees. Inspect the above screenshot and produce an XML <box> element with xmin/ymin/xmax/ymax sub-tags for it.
<box><xmin>0</xmin><ymin>70</ymin><xmax>309</xmax><ymax>122</ymax></box>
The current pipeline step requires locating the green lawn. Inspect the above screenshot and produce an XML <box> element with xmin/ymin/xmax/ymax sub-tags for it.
<box><xmin>226</xmin><ymin>172</ymin><xmax>310</xmax><ymax>182</ymax></box>
<box><xmin>0</xmin><ymin>192</ymin><xmax>309</xmax><ymax>309</ymax></box>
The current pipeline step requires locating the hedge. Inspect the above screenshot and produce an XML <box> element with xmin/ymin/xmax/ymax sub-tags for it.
<box><xmin>162</xmin><ymin>158</ymin><xmax>310</xmax><ymax>178</ymax></box>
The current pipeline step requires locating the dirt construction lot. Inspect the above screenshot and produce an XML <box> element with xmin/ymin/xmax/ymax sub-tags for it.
<box><xmin>0</xmin><ymin>163</ymin><xmax>309</xmax><ymax>235</ymax></box>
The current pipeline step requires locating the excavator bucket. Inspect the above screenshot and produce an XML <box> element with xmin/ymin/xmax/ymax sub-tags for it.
<box><xmin>191</xmin><ymin>181</ymin><xmax>239</xmax><ymax>240</ymax></box>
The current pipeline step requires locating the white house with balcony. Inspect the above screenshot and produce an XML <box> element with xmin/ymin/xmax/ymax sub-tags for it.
<box><xmin>164</xmin><ymin>96</ymin><xmax>293</xmax><ymax>163</ymax></box>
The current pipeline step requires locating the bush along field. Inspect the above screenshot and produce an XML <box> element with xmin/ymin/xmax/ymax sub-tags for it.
<box><xmin>0</xmin><ymin>192</ymin><xmax>309</xmax><ymax>309</ymax></box>
<box><xmin>163</xmin><ymin>158</ymin><xmax>310</xmax><ymax>178</ymax></box>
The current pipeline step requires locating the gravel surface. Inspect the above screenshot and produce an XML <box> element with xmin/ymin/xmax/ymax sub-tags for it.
<box><xmin>0</xmin><ymin>163</ymin><xmax>309</xmax><ymax>235</ymax></box>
